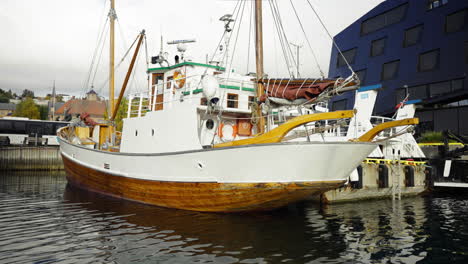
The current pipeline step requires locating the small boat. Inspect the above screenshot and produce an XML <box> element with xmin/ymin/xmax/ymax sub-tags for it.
<box><xmin>59</xmin><ymin>0</ymin><xmax>395</xmax><ymax>212</ymax></box>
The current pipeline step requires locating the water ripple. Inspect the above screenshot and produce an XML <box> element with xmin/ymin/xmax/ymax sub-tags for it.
<box><xmin>1</xmin><ymin>171</ymin><xmax>468</xmax><ymax>263</ymax></box>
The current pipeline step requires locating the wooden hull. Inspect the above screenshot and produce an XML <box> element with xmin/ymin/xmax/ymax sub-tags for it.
<box><xmin>62</xmin><ymin>155</ymin><xmax>344</xmax><ymax>212</ymax></box>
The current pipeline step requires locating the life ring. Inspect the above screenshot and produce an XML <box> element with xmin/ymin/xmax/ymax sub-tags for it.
<box><xmin>173</xmin><ymin>70</ymin><xmax>186</xmax><ymax>89</ymax></box>
<box><xmin>217</xmin><ymin>121</ymin><xmax>237</xmax><ymax>141</ymax></box>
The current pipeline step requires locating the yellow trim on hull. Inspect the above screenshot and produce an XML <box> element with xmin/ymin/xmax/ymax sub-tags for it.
<box><xmin>214</xmin><ymin>110</ymin><xmax>355</xmax><ymax>148</ymax></box>
<box><xmin>355</xmin><ymin>118</ymin><xmax>419</xmax><ymax>142</ymax></box>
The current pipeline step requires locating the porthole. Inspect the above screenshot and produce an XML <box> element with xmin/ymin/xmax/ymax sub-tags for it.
<box><xmin>206</xmin><ymin>119</ymin><xmax>214</xmax><ymax>130</ymax></box>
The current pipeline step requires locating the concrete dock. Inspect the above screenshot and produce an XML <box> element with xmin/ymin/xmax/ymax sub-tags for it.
<box><xmin>0</xmin><ymin>146</ymin><xmax>63</xmax><ymax>171</ymax></box>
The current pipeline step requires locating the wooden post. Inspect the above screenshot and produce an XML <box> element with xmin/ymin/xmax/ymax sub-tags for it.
<box><xmin>255</xmin><ymin>0</ymin><xmax>266</xmax><ymax>134</ymax></box>
<box><xmin>109</xmin><ymin>0</ymin><xmax>116</xmax><ymax>118</ymax></box>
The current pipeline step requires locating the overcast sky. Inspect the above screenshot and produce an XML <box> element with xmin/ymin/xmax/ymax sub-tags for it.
<box><xmin>0</xmin><ymin>0</ymin><xmax>383</xmax><ymax>98</ymax></box>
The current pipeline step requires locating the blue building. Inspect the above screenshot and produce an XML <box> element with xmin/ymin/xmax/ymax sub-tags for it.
<box><xmin>328</xmin><ymin>0</ymin><xmax>468</xmax><ymax>136</ymax></box>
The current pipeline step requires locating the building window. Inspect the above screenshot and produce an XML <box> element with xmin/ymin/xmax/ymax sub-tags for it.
<box><xmin>418</xmin><ymin>49</ymin><xmax>440</xmax><ymax>72</ymax></box>
<box><xmin>371</xmin><ymin>37</ymin><xmax>386</xmax><ymax>57</ymax></box>
<box><xmin>465</xmin><ymin>41</ymin><xmax>468</xmax><ymax>64</ymax></box>
<box><xmin>397</xmin><ymin>85</ymin><xmax>430</xmax><ymax>103</ymax></box>
<box><xmin>361</xmin><ymin>3</ymin><xmax>408</xmax><ymax>35</ymax></box>
<box><xmin>355</xmin><ymin>69</ymin><xmax>367</xmax><ymax>85</ymax></box>
<box><xmin>200</xmin><ymin>97</ymin><xmax>208</xmax><ymax>106</ymax></box>
<box><xmin>337</xmin><ymin>48</ymin><xmax>357</xmax><ymax>68</ymax></box>
<box><xmin>429</xmin><ymin>81</ymin><xmax>451</xmax><ymax>97</ymax></box>
<box><xmin>331</xmin><ymin>99</ymin><xmax>347</xmax><ymax>111</ymax></box>
<box><xmin>403</xmin><ymin>24</ymin><xmax>423</xmax><ymax>47</ymax></box>
<box><xmin>395</xmin><ymin>89</ymin><xmax>407</xmax><ymax>104</ymax></box>
<box><xmin>428</xmin><ymin>0</ymin><xmax>448</xmax><ymax>10</ymax></box>
<box><xmin>445</xmin><ymin>9</ymin><xmax>467</xmax><ymax>33</ymax></box>
<box><xmin>452</xmin><ymin>79</ymin><xmax>464</xmax><ymax>91</ymax></box>
<box><xmin>227</xmin><ymin>93</ymin><xmax>238</xmax><ymax>108</ymax></box>
<box><xmin>381</xmin><ymin>60</ymin><xmax>400</xmax><ymax>81</ymax></box>
<box><xmin>409</xmin><ymin>85</ymin><xmax>429</xmax><ymax>100</ymax></box>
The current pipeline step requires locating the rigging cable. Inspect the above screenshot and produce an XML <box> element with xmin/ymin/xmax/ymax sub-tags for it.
<box><xmin>272</xmin><ymin>0</ymin><xmax>297</xmax><ymax>71</ymax></box>
<box><xmin>83</xmin><ymin>16</ymin><xmax>109</xmax><ymax>98</ymax></box>
<box><xmin>268</xmin><ymin>0</ymin><xmax>295</xmax><ymax>78</ymax></box>
<box><xmin>268</xmin><ymin>0</ymin><xmax>292</xmax><ymax>77</ymax></box>
<box><xmin>91</xmin><ymin>25</ymin><xmax>110</xmax><ymax>91</ymax></box>
<box><xmin>246</xmin><ymin>0</ymin><xmax>253</xmax><ymax>74</ymax></box>
<box><xmin>305</xmin><ymin>0</ymin><xmax>356</xmax><ymax>76</ymax></box>
<box><xmin>289</xmin><ymin>0</ymin><xmax>325</xmax><ymax>79</ymax></box>
<box><xmin>96</xmin><ymin>34</ymin><xmax>141</xmax><ymax>94</ymax></box>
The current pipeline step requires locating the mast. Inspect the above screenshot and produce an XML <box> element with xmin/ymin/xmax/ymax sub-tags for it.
<box><xmin>111</xmin><ymin>31</ymin><xmax>146</xmax><ymax>121</ymax></box>
<box><xmin>255</xmin><ymin>0</ymin><xmax>266</xmax><ymax>134</ymax></box>
<box><xmin>109</xmin><ymin>0</ymin><xmax>116</xmax><ymax>119</ymax></box>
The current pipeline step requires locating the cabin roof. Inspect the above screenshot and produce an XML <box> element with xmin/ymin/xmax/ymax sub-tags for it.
<box><xmin>148</xmin><ymin>61</ymin><xmax>225</xmax><ymax>72</ymax></box>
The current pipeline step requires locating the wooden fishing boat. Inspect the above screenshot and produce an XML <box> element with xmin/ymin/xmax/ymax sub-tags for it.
<box><xmin>58</xmin><ymin>0</ymin><xmax>397</xmax><ymax>212</ymax></box>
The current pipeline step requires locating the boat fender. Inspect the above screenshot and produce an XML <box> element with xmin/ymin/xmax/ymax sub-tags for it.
<box><xmin>378</xmin><ymin>164</ymin><xmax>389</xmax><ymax>188</ymax></box>
<box><xmin>404</xmin><ymin>166</ymin><xmax>415</xmax><ymax>187</ymax></box>
<box><xmin>218</xmin><ymin>121</ymin><xmax>237</xmax><ymax>141</ymax></box>
<box><xmin>173</xmin><ymin>70</ymin><xmax>186</xmax><ymax>89</ymax></box>
<box><xmin>201</xmin><ymin>75</ymin><xmax>219</xmax><ymax>103</ymax></box>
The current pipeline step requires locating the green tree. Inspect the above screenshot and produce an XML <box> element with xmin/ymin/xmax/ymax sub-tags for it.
<box><xmin>38</xmin><ymin>105</ymin><xmax>49</xmax><ymax>120</ymax></box>
<box><xmin>14</xmin><ymin>98</ymin><xmax>40</xmax><ymax>119</ymax></box>
<box><xmin>104</xmin><ymin>98</ymin><xmax>129</xmax><ymax>131</ymax></box>
<box><xmin>21</xmin><ymin>89</ymin><xmax>35</xmax><ymax>98</ymax></box>
<box><xmin>0</xmin><ymin>95</ymin><xmax>9</xmax><ymax>103</ymax></box>
<box><xmin>0</xmin><ymin>88</ymin><xmax>14</xmax><ymax>102</ymax></box>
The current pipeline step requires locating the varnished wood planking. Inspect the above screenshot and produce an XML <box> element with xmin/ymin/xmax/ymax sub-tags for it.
<box><xmin>62</xmin><ymin>155</ymin><xmax>344</xmax><ymax>212</ymax></box>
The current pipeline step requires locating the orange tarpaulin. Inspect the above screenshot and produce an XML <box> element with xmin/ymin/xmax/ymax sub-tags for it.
<box><xmin>259</xmin><ymin>79</ymin><xmax>337</xmax><ymax>102</ymax></box>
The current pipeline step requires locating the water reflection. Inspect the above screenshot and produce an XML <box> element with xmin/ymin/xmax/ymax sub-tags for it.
<box><xmin>1</xmin><ymin>171</ymin><xmax>468</xmax><ymax>263</ymax></box>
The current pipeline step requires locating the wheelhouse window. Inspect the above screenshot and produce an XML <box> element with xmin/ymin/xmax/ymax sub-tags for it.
<box><xmin>371</xmin><ymin>37</ymin><xmax>386</xmax><ymax>57</ymax></box>
<box><xmin>381</xmin><ymin>60</ymin><xmax>400</xmax><ymax>81</ymax></box>
<box><xmin>361</xmin><ymin>3</ymin><xmax>408</xmax><ymax>35</ymax></box>
<box><xmin>403</xmin><ymin>24</ymin><xmax>423</xmax><ymax>47</ymax></box>
<box><xmin>166</xmin><ymin>76</ymin><xmax>173</xmax><ymax>89</ymax></box>
<box><xmin>445</xmin><ymin>9</ymin><xmax>467</xmax><ymax>33</ymax></box>
<box><xmin>428</xmin><ymin>0</ymin><xmax>448</xmax><ymax>10</ymax></box>
<box><xmin>152</xmin><ymin>73</ymin><xmax>164</xmax><ymax>85</ymax></box>
<box><xmin>227</xmin><ymin>93</ymin><xmax>238</xmax><ymax>108</ymax></box>
<box><xmin>331</xmin><ymin>99</ymin><xmax>347</xmax><ymax>111</ymax></box>
<box><xmin>337</xmin><ymin>48</ymin><xmax>357</xmax><ymax>68</ymax></box>
<box><xmin>248</xmin><ymin>96</ymin><xmax>255</xmax><ymax>108</ymax></box>
<box><xmin>418</xmin><ymin>49</ymin><xmax>440</xmax><ymax>72</ymax></box>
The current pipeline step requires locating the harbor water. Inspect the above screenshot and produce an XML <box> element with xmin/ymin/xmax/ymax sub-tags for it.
<box><xmin>1</xmin><ymin>171</ymin><xmax>468</xmax><ymax>263</ymax></box>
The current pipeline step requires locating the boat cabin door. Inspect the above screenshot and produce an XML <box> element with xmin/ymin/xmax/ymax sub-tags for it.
<box><xmin>152</xmin><ymin>73</ymin><xmax>164</xmax><ymax>111</ymax></box>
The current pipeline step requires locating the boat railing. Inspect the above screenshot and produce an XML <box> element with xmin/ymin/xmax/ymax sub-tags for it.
<box><xmin>270</xmin><ymin>111</ymin><xmax>349</xmax><ymax>138</ymax></box>
<box><xmin>127</xmin><ymin>92</ymin><xmax>150</xmax><ymax>118</ymax></box>
<box><xmin>370</xmin><ymin>116</ymin><xmax>400</xmax><ymax>137</ymax></box>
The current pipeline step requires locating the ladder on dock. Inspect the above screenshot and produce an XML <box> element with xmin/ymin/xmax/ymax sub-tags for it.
<box><xmin>392</xmin><ymin>149</ymin><xmax>402</xmax><ymax>200</ymax></box>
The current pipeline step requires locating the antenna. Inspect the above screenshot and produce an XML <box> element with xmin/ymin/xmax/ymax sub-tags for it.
<box><xmin>220</xmin><ymin>14</ymin><xmax>234</xmax><ymax>32</ymax></box>
<box><xmin>290</xmin><ymin>42</ymin><xmax>303</xmax><ymax>78</ymax></box>
<box><xmin>167</xmin><ymin>39</ymin><xmax>196</xmax><ymax>62</ymax></box>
